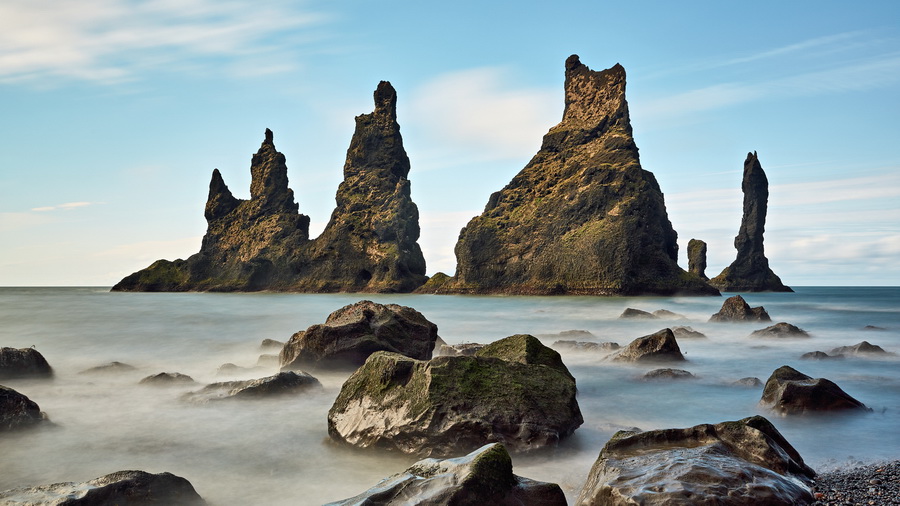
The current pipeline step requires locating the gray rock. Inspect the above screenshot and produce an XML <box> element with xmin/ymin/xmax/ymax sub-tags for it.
<box><xmin>326</xmin><ymin>443</ymin><xmax>566</xmax><ymax>506</ymax></box>
<box><xmin>184</xmin><ymin>371</ymin><xmax>321</xmax><ymax>402</ymax></box>
<box><xmin>760</xmin><ymin>365</ymin><xmax>869</xmax><ymax>414</ymax></box>
<box><xmin>552</xmin><ymin>340</ymin><xmax>620</xmax><ymax>353</ymax></box>
<box><xmin>709</xmin><ymin>295</ymin><xmax>771</xmax><ymax>322</ymax></box>
<box><xmin>259</xmin><ymin>338</ymin><xmax>284</xmax><ymax>350</ymax></box>
<box><xmin>732</xmin><ymin>377</ymin><xmax>763</xmax><ymax>388</ymax></box>
<box><xmin>78</xmin><ymin>361</ymin><xmax>137</xmax><ymax>375</ymax></box>
<box><xmin>672</xmin><ymin>326</ymin><xmax>706</xmax><ymax>339</ymax></box>
<box><xmin>608</xmin><ymin>329</ymin><xmax>685</xmax><ymax>363</ymax></box>
<box><xmin>139</xmin><ymin>372</ymin><xmax>196</xmax><ymax>386</ymax></box>
<box><xmin>576</xmin><ymin>416</ymin><xmax>815</xmax><ymax>505</ymax></box>
<box><xmin>652</xmin><ymin>309</ymin><xmax>687</xmax><ymax>320</ymax></box>
<box><xmin>619</xmin><ymin>308</ymin><xmax>658</xmax><ymax>319</ymax></box>
<box><xmin>749</xmin><ymin>322</ymin><xmax>810</xmax><ymax>338</ymax></box>
<box><xmin>799</xmin><ymin>351</ymin><xmax>842</xmax><ymax>361</ymax></box>
<box><xmin>829</xmin><ymin>341</ymin><xmax>892</xmax><ymax>357</ymax></box>
<box><xmin>0</xmin><ymin>347</ymin><xmax>53</xmax><ymax>380</ymax></box>
<box><xmin>642</xmin><ymin>368</ymin><xmax>695</xmax><ymax>381</ymax></box>
<box><xmin>0</xmin><ymin>470</ymin><xmax>205</xmax><ymax>505</ymax></box>
<box><xmin>0</xmin><ymin>385</ymin><xmax>48</xmax><ymax>431</ymax></box>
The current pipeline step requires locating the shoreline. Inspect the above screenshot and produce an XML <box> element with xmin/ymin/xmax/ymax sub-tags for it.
<box><xmin>813</xmin><ymin>460</ymin><xmax>899</xmax><ymax>505</ymax></box>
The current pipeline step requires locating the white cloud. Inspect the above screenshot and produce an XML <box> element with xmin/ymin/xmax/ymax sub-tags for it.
<box><xmin>31</xmin><ymin>201</ymin><xmax>97</xmax><ymax>212</ymax></box>
<box><xmin>0</xmin><ymin>0</ymin><xmax>327</xmax><ymax>85</ymax></box>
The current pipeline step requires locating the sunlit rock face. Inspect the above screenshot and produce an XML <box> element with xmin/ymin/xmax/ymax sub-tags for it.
<box><xmin>576</xmin><ymin>416</ymin><xmax>816</xmax><ymax>505</ymax></box>
<box><xmin>112</xmin><ymin>82</ymin><xmax>426</xmax><ymax>293</ymax></box>
<box><xmin>441</xmin><ymin>55</ymin><xmax>717</xmax><ymax>296</ymax></box>
<box><xmin>710</xmin><ymin>152</ymin><xmax>792</xmax><ymax>292</ymax></box>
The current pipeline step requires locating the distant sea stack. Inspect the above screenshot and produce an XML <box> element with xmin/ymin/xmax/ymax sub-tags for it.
<box><xmin>112</xmin><ymin>82</ymin><xmax>427</xmax><ymax>293</ymax></box>
<box><xmin>438</xmin><ymin>55</ymin><xmax>718</xmax><ymax>296</ymax></box>
<box><xmin>710</xmin><ymin>152</ymin><xmax>792</xmax><ymax>292</ymax></box>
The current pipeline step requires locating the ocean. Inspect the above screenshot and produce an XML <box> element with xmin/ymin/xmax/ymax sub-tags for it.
<box><xmin>1</xmin><ymin>286</ymin><xmax>898</xmax><ymax>503</ymax></box>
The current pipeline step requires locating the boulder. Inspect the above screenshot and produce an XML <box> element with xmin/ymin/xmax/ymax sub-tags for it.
<box><xmin>829</xmin><ymin>341</ymin><xmax>891</xmax><ymax>357</ymax></box>
<box><xmin>184</xmin><ymin>371</ymin><xmax>321</xmax><ymax>402</ymax></box>
<box><xmin>688</xmin><ymin>238</ymin><xmax>709</xmax><ymax>280</ymax></box>
<box><xmin>749</xmin><ymin>322</ymin><xmax>810</xmax><ymax>338</ymax></box>
<box><xmin>652</xmin><ymin>309</ymin><xmax>687</xmax><ymax>320</ymax></box>
<box><xmin>732</xmin><ymin>377</ymin><xmax>763</xmax><ymax>388</ymax></box>
<box><xmin>0</xmin><ymin>347</ymin><xmax>53</xmax><ymax>380</ymax></box>
<box><xmin>552</xmin><ymin>341</ymin><xmax>620</xmax><ymax>353</ymax></box>
<box><xmin>799</xmin><ymin>351</ymin><xmax>842</xmax><ymax>361</ymax></box>
<box><xmin>709</xmin><ymin>152</ymin><xmax>792</xmax><ymax>292</ymax></box>
<box><xmin>139</xmin><ymin>372</ymin><xmax>196</xmax><ymax>385</ymax></box>
<box><xmin>279</xmin><ymin>300</ymin><xmax>438</xmax><ymax>371</ymax></box>
<box><xmin>78</xmin><ymin>361</ymin><xmax>137</xmax><ymax>375</ymax></box>
<box><xmin>619</xmin><ymin>308</ymin><xmax>658</xmax><ymax>319</ymax></box>
<box><xmin>760</xmin><ymin>365</ymin><xmax>869</xmax><ymax>414</ymax></box>
<box><xmin>709</xmin><ymin>295</ymin><xmax>771</xmax><ymax>322</ymax></box>
<box><xmin>0</xmin><ymin>470</ymin><xmax>205</xmax><ymax>505</ymax></box>
<box><xmin>576</xmin><ymin>416</ymin><xmax>815</xmax><ymax>505</ymax></box>
<box><xmin>326</xmin><ymin>443</ymin><xmax>566</xmax><ymax>506</ymax></box>
<box><xmin>327</xmin><ymin>335</ymin><xmax>583</xmax><ymax>457</ymax></box>
<box><xmin>0</xmin><ymin>385</ymin><xmax>48</xmax><ymax>431</ymax></box>
<box><xmin>671</xmin><ymin>326</ymin><xmax>706</xmax><ymax>339</ymax></box>
<box><xmin>259</xmin><ymin>338</ymin><xmax>284</xmax><ymax>350</ymax></box>
<box><xmin>642</xmin><ymin>368</ymin><xmax>695</xmax><ymax>381</ymax></box>
<box><xmin>608</xmin><ymin>329</ymin><xmax>685</xmax><ymax>363</ymax></box>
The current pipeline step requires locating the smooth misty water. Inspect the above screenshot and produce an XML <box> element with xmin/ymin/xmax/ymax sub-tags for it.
<box><xmin>0</xmin><ymin>287</ymin><xmax>898</xmax><ymax>504</ymax></box>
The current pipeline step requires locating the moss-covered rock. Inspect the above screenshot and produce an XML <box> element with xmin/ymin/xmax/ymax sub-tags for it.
<box><xmin>327</xmin><ymin>335</ymin><xmax>583</xmax><ymax>457</ymax></box>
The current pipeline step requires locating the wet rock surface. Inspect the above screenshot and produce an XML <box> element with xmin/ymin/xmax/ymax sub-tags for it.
<box><xmin>608</xmin><ymin>328</ymin><xmax>685</xmax><ymax>363</ymax></box>
<box><xmin>750</xmin><ymin>322</ymin><xmax>810</xmax><ymax>338</ymax></box>
<box><xmin>0</xmin><ymin>347</ymin><xmax>53</xmax><ymax>380</ymax></box>
<box><xmin>709</xmin><ymin>295</ymin><xmax>771</xmax><ymax>322</ymax></box>
<box><xmin>279</xmin><ymin>300</ymin><xmax>438</xmax><ymax>371</ymax></box>
<box><xmin>327</xmin><ymin>335</ymin><xmax>582</xmax><ymax>457</ymax></box>
<box><xmin>0</xmin><ymin>470</ymin><xmax>206</xmax><ymax>505</ymax></box>
<box><xmin>576</xmin><ymin>416</ymin><xmax>815</xmax><ymax>505</ymax></box>
<box><xmin>0</xmin><ymin>385</ymin><xmax>48</xmax><ymax>431</ymax></box>
<box><xmin>184</xmin><ymin>371</ymin><xmax>321</xmax><ymax>402</ymax></box>
<box><xmin>760</xmin><ymin>365</ymin><xmax>869</xmax><ymax>414</ymax></box>
<box><xmin>326</xmin><ymin>443</ymin><xmax>566</xmax><ymax>506</ymax></box>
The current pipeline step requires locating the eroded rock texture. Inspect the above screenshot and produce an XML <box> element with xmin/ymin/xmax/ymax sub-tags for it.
<box><xmin>760</xmin><ymin>365</ymin><xmax>869</xmax><ymax>414</ymax></box>
<box><xmin>442</xmin><ymin>56</ymin><xmax>717</xmax><ymax>296</ymax></box>
<box><xmin>710</xmin><ymin>152</ymin><xmax>792</xmax><ymax>292</ymax></box>
<box><xmin>688</xmin><ymin>238</ymin><xmax>708</xmax><ymax>280</ymax></box>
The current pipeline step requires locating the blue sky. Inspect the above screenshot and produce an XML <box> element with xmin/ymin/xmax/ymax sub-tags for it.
<box><xmin>2</xmin><ymin>0</ymin><xmax>899</xmax><ymax>286</ymax></box>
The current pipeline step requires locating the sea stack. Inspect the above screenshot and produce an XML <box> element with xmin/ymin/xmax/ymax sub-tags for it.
<box><xmin>710</xmin><ymin>152</ymin><xmax>792</xmax><ymax>292</ymax></box>
<box><xmin>441</xmin><ymin>55</ymin><xmax>717</xmax><ymax>296</ymax></box>
<box><xmin>113</xmin><ymin>82</ymin><xmax>426</xmax><ymax>293</ymax></box>
<box><xmin>687</xmin><ymin>239</ymin><xmax>708</xmax><ymax>280</ymax></box>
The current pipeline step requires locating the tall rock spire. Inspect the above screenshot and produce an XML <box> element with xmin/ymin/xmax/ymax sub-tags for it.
<box><xmin>710</xmin><ymin>152</ymin><xmax>792</xmax><ymax>292</ymax></box>
<box><xmin>249</xmin><ymin>128</ymin><xmax>299</xmax><ymax>214</ymax></box>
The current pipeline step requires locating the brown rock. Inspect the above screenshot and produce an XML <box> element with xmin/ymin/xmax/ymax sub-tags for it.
<box><xmin>608</xmin><ymin>329</ymin><xmax>685</xmax><ymax>363</ymax></box>
<box><xmin>709</xmin><ymin>295</ymin><xmax>771</xmax><ymax>322</ymax></box>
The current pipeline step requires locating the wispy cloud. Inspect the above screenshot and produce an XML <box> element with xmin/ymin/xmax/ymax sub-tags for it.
<box><xmin>31</xmin><ymin>201</ymin><xmax>97</xmax><ymax>212</ymax></box>
<box><xmin>0</xmin><ymin>0</ymin><xmax>328</xmax><ymax>85</ymax></box>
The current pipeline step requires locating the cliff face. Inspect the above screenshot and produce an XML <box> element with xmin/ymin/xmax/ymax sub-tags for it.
<box><xmin>112</xmin><ymin>83</ymin><xmax>426</xmax><ymax>293</ymax></box>
<box><xmin>444</xmin><ymin>55</ymin><xmax>717</xmax><ymax>295</ymax></box>
<box><xmin>710</xmin><ymin>152</ymin><xmax>791</xmax><ymax>292</ymax></box>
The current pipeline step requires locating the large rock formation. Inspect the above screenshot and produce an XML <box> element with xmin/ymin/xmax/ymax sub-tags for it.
<box><xmin>0</xmin><ymin>470</ymin><xmax>206</xmax><ymax>505</ymax></box>
<box><xmin>710</xmin><ymin>152</ymin><xmax>792</xmax><ymax>292</ymax></box>
<box><xmin>576</xmin><ymin>416</ymin><xmax>816</xmax><ymax>505</ymax></box>
<box><xmin>687</xmin><ymin>238</ymin><xmax>708</xmax><ymax>280</ymax></box>
<box><xmin>327</xmin><ymin>335</ymin><xmax>583</xmax><ymax>457</ymax></box>
<box><xmin>760</xmin><ymin>365</ymin><xmax>869</xmax><ymax>414</ymax></box>
<box><xmin>112</xmin><ymin>82</ymin><xmax>426</xmax><ymax>293</ymax></box>
<box><xmin>440</xmin><ymin>55</ymin><xmax>717</xmax><ymax>296</ymax></box>
<box><xmin>326</xmin><ymin>443</ymin><xmax>567</xmax><ymax>506</ymax></box>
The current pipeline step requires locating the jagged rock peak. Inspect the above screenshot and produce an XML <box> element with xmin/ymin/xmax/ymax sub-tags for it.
<box><xmin>205</xmin><ymin>168</ymin><xmax>240</xmax><ymax>221</ymax></box>
<box><xmin>688</xmin><ymin>239</ymin><xmax>708</xmax><ymax>280</ymax></box>
<box><xmin>344</xmin><ymin>81</ymin><xmax>410</xmax><ymax>180</ymax></box>
<box><xmin>249</xmin><ymin>129</ymin><xmax>299</xmax><ymax>213</ymax></box>
<box><xmin>562</xmin><ymin>54</ymin><xmax>628</xmax><ymax>128</ymax></box>
<box><xmin>373</xmin><ymin>80</ymin><xmax>398</xmax><ymax>122</ymax></box>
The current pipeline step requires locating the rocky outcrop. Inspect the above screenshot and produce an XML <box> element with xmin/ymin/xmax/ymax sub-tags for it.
<box><xmin>327</xmin><ymin>335</ymin><xmax>582</xmax><ymax>457</ymax></box>
<box><xmin>326</xmin><ymin>443</ymin><xmax>566</xmax><ymax>506</ymax></box>
<box><xmin>709</xmin><ymin>295</ymin><xmax>771</xmax><ymax>322</ymax></box>
<box><xmin>642</xmin><ymin>368</ymin><xmax>695</xmax><ymax>381</ymax></box>
<box><xmin>279</xmin><ymin>300</ymin><xmax>438</xmax><ymax>371</ymax></box>
<box><xmin>800</xmin><ymin>351</ymin><xmax>842</xmax><ymax>361</ymax></box>
<box><xmin>139</xmin><ymin>372</ymin><xmax>196</xmax><ymax>386</ymax></box>
<box><xmin>688</xmin><ymin>238</ymin><xmax>708</xmax><ymax>280</ymax></box>
<box><xmin>830</xmin><ymin>341</ymin><xmax>892</xmax><ymax>357</ymax></box>
<box><xmin>184</xmin><ymin>371</ymin><xmax>321</xmax><ymax>402</ymax></box>
<box><xmin>760</xmin><ymin>365</ymin><xmax>869</xmax><ymax>414</ymax></box>
<box><xmin>576</xmin><ymin>416</ymin><xmax>815</xmax><ymax>505</ymax></box>
<box><xmin>112</xmin><ymin>82</ymin><xmax>426</xmax><ymax>293</ymax></box>
<box><xmin>0</xmin><ymin>347</ymin><xmax>52</xmax><ymax>380</ymax></box>
<box><xmin>439</xmin><ymin>55</ymin><xmax>717</xmax><ymax>296</ymax></box>
<box><xmin>0</xmin><ymin>385</ymin><xmax>48</xmax><ymax>431</ymax></box>
<box><xmin>749</xmin><ymin>322</ymin><xmax>810</xmax><ymax>338</ymax></box>
<box><xmin>710</xmin><ymin>152</ymin><xmax>792</xmax><ymax>292</ymax></box>
<box><xmin>608</xmin><ymin>328</ymin><xmax>685</xmax><ymax>363</ymax></box>
<box><xmin>0</xmin><ymin>470</ymin><xmax>205</xmax><ymax>505</ymax></box>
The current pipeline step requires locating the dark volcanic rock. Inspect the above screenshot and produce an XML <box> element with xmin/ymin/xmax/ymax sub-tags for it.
<box><xmin>0</xmin><ymin>385</ymin><xmax>48</xmax><ymax>431</ymax></box>
<box><xmin>112</xmin><ymin>82</ymin><xmax>426</xmax><ymax>294</ymax></box>
<box><xmin>184</xmin><ymin>371</ymin><xmax>321</xmax><ymax>402</ymax></box>
<box><xmin>760</xmin><ymin>365</ymin><xmax>869</xmax><ymax>414</ymax></box>
<box><xmin>750</xmin><ymin>322</ymin><xmax>810</xmax><ymax>338</ymax></box>
<box><xmin>0</xmin><ymin>470</ymin><xmax>205</xmax><ymax>505</ymax></box>
<box><xmin>688</xmin><ymin>238</ymin><xmax>709</xmax><ymax>280</ymax></box>
<box><xmin>139</xmin><ymin>372</ymin><xmax>196</xmax><ymax>386</ymax></box>
<box><xmin>326</xmin><ymin>443</ymin><xmax>566</xmax><ymax>506</ymax></box>
<box><xmin>830</xmin><ymin>341</ymin><xmax>892</xmax><ymax>357</ymax></box>
<box><xmin>576</xmin><ymin>416</ymin><xmax>815</xmax><ymax>505</ymax></box>
<box><xmin>442</xmin><ymin>55</ymin><xmax>717</xmax><ymax>296</ymax></box>
<box><xmin>327</xmin><ymin>335</ymin><xmax>583</xmax><ymax>457</ymax></box>
<box><xmin>608</xmin><ymin>328</ymin><xmax>685</xmax><ymax>363</ymax></box>
<box><xmin>709</xmin><ymin>152</ymin><xmax>792</xmax><ymax>292</ymax></box>
<box><xmin>672</xmin><ymin>326</ymin><xmax>706</xmax><ymax>339</ymax></box>
<box><xmin>619</xmin><ymin>308</ymin><xmax>658</xmax><ymax>319</ymax></box>
<box><xmin>642</xmin><ymin>368</ymin><xmax>695</xmax><ymax>381</ymax></box>
<box><xmin>0</xmin><ymin>347</ymin><xmax>53</xmax><ymax>380</ymax></box>
<box><xmin>709</xmin><ymin>295</ymin><xmax>771</xmax><ymax>322</ymax></box>
<box><xmin>78</xmin><ymin>361</ymin><xmax>137</xmax><ymax>375</ymax></box>
<box><xmin>279</xmin><ymin>300</ymin><xmax>438</xmax><ymax>371</ymax></box>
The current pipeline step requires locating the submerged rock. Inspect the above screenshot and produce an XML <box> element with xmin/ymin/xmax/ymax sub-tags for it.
<box><xmin>0</xmin><ymin>470</ymin><xmax>205</xmax><ymax>505</ymax></box>
<box><xmin>709</xmin><ymin>152</ymin><xmax>792</xmax><ymax>292</ymax></box>
<box><xmin>799</xmin><ymin>351</ymin><xmax>841</xmax><ymax>361</ymax></box>
<box><xmin>619</xmin><ymin>308</ymin><xmax>658</xmax><ymax>319</ymax></box>
<box><xmin>576</xmin><ymin>416</ymin><xmax>815</xmax><ymax>505</ymax></box>
<box><xmin>671</xmin><ymin>326</ymin><xmax>706</xmax><ymax>339</ymax></box>
<box><xmin>552</xmin><ymin>340</ymin><xmax>620</xmax><ymax>353</ymax></box>
<box><xmin>326</xmin><ymin>443</ymin><xmax>566</xmax><ymax>506</ymax></box>
<box><xmin>709</xmin><ymin>295</ymin><xmax>771</xmax><ymax>322</ymax></box>
<box><xmin>279</xmin><ymin>300</ymin><xmax>438</xmax><ymax>371</ymax></box>
<box><xmin>184</xmin><ymin>371</ymin><xmax>321</xmax><ymax>402</ymax></box>
<box><xmin>0</xmin><ymin>385</ymin><xmax>48</xmax><ymax>431</ymax></box>
<box><xmin>0</xmin><ymin>347</ymin><xmax>53</xmax><ymax>380</ymax></box>
<box><xmin>139</xmin><ymin>372</ymin><xmax>196</xmax><ymax>386</ymax></box>
<box><xmin>259</xmin><ymin>338</ymin><xmax>284</xmax><ymax>350</ymax></box>
<box><xmin>442</xmin><ymin>55</ymin><xmax>717</xmax><ymax>296</ymax></box>
<box><xmin>608</xmin><ymin>329</ymin><xmax>685</xmax><ymax>363</ymax></box>
<box><xmin>829</xmin><ymin>341</ymin><xmax>892</xmax><ymax>357</ymax></box>
<box><xmin>642</xmin><ymin>368</ymin><xmax>695</xmax><ymax>381</ymax></box>
<box><xmin>688</xmin><ymin>238</ymin><xmax>709</xmax><ymax>280</ymax></box>
<box><xmin>327</xmin><ymin>335</ymin><xmax>582</xmax><ymax>457</ymax></box>
<box><xmin>732</xmin><ymin>377</ymin><xmax>763</xmax><ymax>388</ymax></box>
<box><xmin>760</xmin><ymin>365</ymin><xmax>869</xmax><ymax>414</ymax></box>
<box><xmin>78</xmin><ymin>361</ymin><xmax>137</xmax><ymax>375</ymax></box>
<box><xmin>652</xmin><ymin>309</ymin><xmax>687</xmax><ymax>320</ymax></box>
<box><xmin>749</xmin><ymin>322</ymin><xmax>810</xmax><ymax>338</ymax></box>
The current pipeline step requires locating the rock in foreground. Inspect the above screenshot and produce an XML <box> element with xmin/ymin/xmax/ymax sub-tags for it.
<box><xmin>327</xmin><ymin>335</ymin><xmax>582</xmax><ymax>457</ymax></box>
<box><xmin>709</xmin><ymin>295</ymin><xmax>771</xmax><ymax>322</ymax></box>
<box><xmin>760</xmin><ymin>365</ymin><xmax>869</xmax><ymax>414</ymax></box>
<box><xmin>326</xmin><ymin>443</ymin><xmax>566</xmax><ymax>506</ymax></box>
<box><xmin>279</xmin><ymin>300</ymin><xmax>438</xmax><ymax>371</ymax></box>
<box><xmin>0</xmin><ymin>385</ymin><xmax>48</xmax><ymax>431</ymax></box>
<box><xmin>608</xmin><ymin>328</ymin><xmax>685</xmax><ymax>363</ymax></box>
<box><xmin>184</xmin><ymin>371</ymin><xmax>321</xmax><ymax>402</ymax></box>
<box><xmin>0</xmin><ymin>347</ymin><xmax>53</xmax><ymax>380</ymax></box>
<box><xmin>576</xmin><ymin>416</ymin><xmax>815</xmax><ymax>505</ymax></box>
<box><xmin>0</xmin><ymin>470</ymin><xmax>205</xmax><ymax>505</ymax></box>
